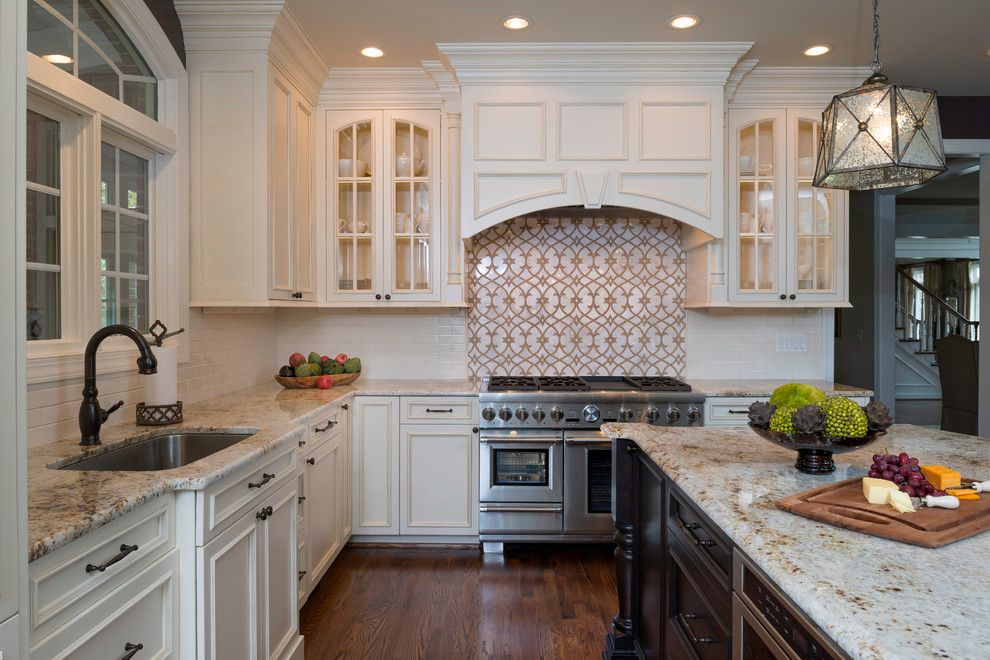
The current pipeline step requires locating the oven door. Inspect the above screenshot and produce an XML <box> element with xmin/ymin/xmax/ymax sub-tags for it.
<box><xmin>733</xmin><ymin>594</ymin><xmax>794</xmax><ymax>660</ymax></box>
<box><xmin>563</xmin><ymin>431</ymin><xmax>614</xmax><ymax>534</ymax></box>
<box><xmin>479</xmin><ymin>430</ymin><xmax>563</xmax><ymax>504</ymax></box>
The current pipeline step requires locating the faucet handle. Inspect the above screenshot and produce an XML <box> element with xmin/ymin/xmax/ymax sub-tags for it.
<box><xmin>101</xmin><ymin>400</ymin><xmax>125</xmax><ymax>422</ymax></box>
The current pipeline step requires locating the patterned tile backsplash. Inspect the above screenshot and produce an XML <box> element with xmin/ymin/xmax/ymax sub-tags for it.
<box><xmin>466</xmin><ymin>214</ymin><xmax>687</xmax><ymax>383</ymax></box>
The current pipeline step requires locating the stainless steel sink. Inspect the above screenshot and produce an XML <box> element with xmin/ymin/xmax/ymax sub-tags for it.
<box><xmin>58</xmin><ymin>431</ymin><xmax>255</xmax><ymax>471</ymax></box>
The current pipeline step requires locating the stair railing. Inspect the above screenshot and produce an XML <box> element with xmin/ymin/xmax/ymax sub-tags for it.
<box><xmin>895</xmin><ymin>266</ymin><xmax>980</xmax><ymax>354</ymax></box>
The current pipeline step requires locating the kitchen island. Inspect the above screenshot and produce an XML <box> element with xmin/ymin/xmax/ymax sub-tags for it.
<box><xmin>602</xmin><ymin>423</ymin><xmax>990</xmax><ymax>660</ymax></box>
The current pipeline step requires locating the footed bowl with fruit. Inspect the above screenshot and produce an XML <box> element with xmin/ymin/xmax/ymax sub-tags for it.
<box><xmin>747</xmin><ymin>385</ymin><xmax>894</xmax><ymax>475</ymax></box>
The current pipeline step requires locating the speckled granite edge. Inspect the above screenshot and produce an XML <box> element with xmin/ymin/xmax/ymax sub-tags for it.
<box><xmin>28</xmin><ymin>379</ymin><xmax>477</xmax><ymax>562</ymax></box>
<box><xmin>691</xmin><ymin>379</ymin><xmax>873</xmax><ymax>398</ymax></box>
<box><xmin>602</xmin><ymin>422</ymin><xmax>990</xmax><ymax>660</ymax></box>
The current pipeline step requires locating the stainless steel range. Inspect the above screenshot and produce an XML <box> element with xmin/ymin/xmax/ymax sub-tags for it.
<box><xmin>478</xmin><ymin>375</ymin><xmax>705</xmax><ymax>552</ymax></box>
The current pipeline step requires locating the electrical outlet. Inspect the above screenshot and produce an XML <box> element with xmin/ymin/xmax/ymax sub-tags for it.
<box><xmin>776</xmin><ymin>334</ymin><xmax>809</xmax><ymax>353</ymax></box>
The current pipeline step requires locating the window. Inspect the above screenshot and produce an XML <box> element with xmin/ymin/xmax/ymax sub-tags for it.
<box><xmin>26</xmin><ymin>109</ymin><xmax>63</xmax><ymax>340</ymax></box>
<box><xmin>27</xmin><ymin>0</ymin><xmax>158</xmax><ymax>119</ymax></box>
<box><xmin>970</xmin><ymin>261</ymin><xmax>980</xmax><ymax>327</ymax></box>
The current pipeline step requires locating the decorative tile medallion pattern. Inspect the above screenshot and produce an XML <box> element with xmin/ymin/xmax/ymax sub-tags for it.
<box><xmin>467</xmin><ymin>215</ymin><xmax>686</xmax><ymax>383</ymax></box>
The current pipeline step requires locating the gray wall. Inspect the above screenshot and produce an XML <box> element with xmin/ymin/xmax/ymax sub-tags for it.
<box><xmin>980</xmin><ymin>156</ymin><xmax>989</xmax><ymax>437</ymax></box>
<box><xmin>834</xmin><ymin>191</ymin><xmax>877</xmax><ymax>391</ymax></box>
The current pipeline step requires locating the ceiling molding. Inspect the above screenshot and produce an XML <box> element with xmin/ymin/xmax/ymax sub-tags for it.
<box><xmin>421</xmin><ymin>60</ymin><xmax>462</xmax><ymax>112</ymax></box>
<box><xmin>728</xmin><ymin>66</ymin><xmax>874</xmax><ymax>108</ymax></box>
<box><xmin>319</xmin><ymin>67</ymin><xmax>444</xmax><ymax>108</ymax></box>
<box><xmin>174</xmin><ymin>0</ymin><xmax>284</xmax><ymax>53</ymax></box>
<box><xmin>269</xmin><ymin>8</ymin><xmax>329</xmax><ymax>103</ymax></box>
<box><xmin>437</xmin><ymin>42</ymin><xmax>754</xmax><ymax>85</ymax></box>
<box><xmin>724</xmin><ymin>58</ymin><xmax>758</xmax><ymax>104</ymax></box>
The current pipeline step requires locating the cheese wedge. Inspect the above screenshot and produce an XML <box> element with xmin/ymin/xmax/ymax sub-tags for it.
<box><xmin>888</xmin><ymin>490</ymin><xmax>916</xmax><ymax>513</ymax></box>
<box><xmin>863</xmin><ymin>477</ymin><xmax>898</xmax><ymax>505</ymax></box>
<box><xmin>920</xmin><ymin>465</ymin><xmax>961</xmax><ymax>490</ymax></box>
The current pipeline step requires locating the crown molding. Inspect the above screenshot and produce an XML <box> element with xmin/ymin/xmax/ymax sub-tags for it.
<box><xmin>437</xmin><ymin>42</ymin><xmax>754</xmax><ymax>86</ymax></box>
<box><xmin>174</xmin><ymin>0</ymin><xmax>284</xmax><ymax>53</ymax></box>
<box><xmin>421</xmin><ymin>60</ymin><xmax>461</xmax><ymax>112</ymax></box>
<box><xmin>724</xmin><ymin>59</ymin><xmax>758</xmax><ymax>104</ymax></box>
<box><xmin>319</xmin><ymin>67</ymin><xmax>446</xmax><ymax>108</ymax></box>
<box><xmin>729</xmin><ymin>66</ymin><xmax>874</xmax><ymax>108</ymax></box>
<box><xmin>269</xmin><ymin>8</ymin><xmax>329</xmax><ymax>103</ymax></box>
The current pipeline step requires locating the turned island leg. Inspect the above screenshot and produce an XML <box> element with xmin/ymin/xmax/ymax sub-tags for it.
<box><xmin>605</xmin><ymin>438</ymin><xmax>639</xmax><ymax>658</ymax></box>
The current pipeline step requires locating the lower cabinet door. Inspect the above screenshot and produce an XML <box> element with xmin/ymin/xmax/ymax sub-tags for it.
<box><xmin>32</xmin><ymin>550</ymin><xmax>179</xmax><ymax>660</ymax></box>
<box><xmin>306</xmin><ymin>436</ymin><xmax>341</xmax><ymax>582</ymax></box>
<box><xmin>352</xmin><ymin>396</ymin><xmax>400</xmax><ymax>535</ymax></box>
<box><xmin>259</xmin><ymin>481</ymin><xmax>300</xmax><ymax>660</ymax></box>
<box><xmin>198</xmin><ymin>509</ymin><xmax>261</xmax><ymax>660</ymax></box>
<box><xmin>399</xmin><ymin>424</ymin><xmax>478</xmax><ymax>535</ymax></box>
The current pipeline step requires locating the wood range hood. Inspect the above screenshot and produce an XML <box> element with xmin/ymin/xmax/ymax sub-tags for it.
<box><xmin>437</xmin><ymin>42</ymin><xmax>754</xmax><ymax>240</ymax></box>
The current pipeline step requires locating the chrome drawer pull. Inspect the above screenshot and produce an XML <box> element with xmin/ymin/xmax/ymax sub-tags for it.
<box><xmin>677</xmin><ymin>612</ymin><xmax>717</xmax><ymax>645</ymax></box>
<box><xmin>85</xmin><ymin>543</ymin><xmax>139</xmax><ymax>573</ymax></box>
<box><xmin>121</xmin><ymin>642</ymin><xmax>144</xmax><ymax>660</ymax></box>
<box><xmin>248</xmin><ymin>472</ymin><xmax>275</xmax><ymax>489</ymax></box>
<box><xmin>425</xmin><ymin>408</ymin><xmax>454</xmax><ymax>413</ymax></box>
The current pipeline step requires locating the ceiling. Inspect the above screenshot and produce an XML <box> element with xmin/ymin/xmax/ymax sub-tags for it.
<box><xmin>285</xmin><ymin>0</ymin><xmax>990</xmax><ymax>94</ymax></box>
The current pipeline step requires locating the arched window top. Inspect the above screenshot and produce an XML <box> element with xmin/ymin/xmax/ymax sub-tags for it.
<box><xmin>28</xmin><ymin>0</ymin><xmax>158</xmax><ymax>119</ymax></box>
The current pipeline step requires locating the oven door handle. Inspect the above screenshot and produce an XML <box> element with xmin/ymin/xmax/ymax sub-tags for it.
<box><xmin>564</xmin><ymin>437</ymin><xmax>611</xmax><ymax>445</ymax></box>
<box><xmin>479</xmin><ymin>436</ymin><xmax>562</xmax><ymax>445</ymax></box>
<box><xmin>479</xmin><ymin>505</ymin><xmax>563</xmax><ymax>513</ymax></box>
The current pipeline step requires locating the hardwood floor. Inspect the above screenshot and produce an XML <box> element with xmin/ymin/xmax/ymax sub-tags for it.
<box><xmin>299</xmin><ymin>543</ymin><xmax>617</xmax><ymax>659</ymax></box>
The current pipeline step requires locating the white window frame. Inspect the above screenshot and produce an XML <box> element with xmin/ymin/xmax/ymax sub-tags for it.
<box><xmin>25</xmin><ymin>0</ymin><xmax>187</xmax><ymax>384</ymax></box>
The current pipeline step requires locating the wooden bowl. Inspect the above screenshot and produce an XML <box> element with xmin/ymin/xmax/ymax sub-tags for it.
<box><xmin>274</xmin><ymin>371</ymin><xmax>361</xmax><ymax>389</ymax></box>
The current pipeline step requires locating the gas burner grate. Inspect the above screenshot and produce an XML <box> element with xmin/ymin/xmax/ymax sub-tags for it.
<box><xmin>487</xmin><ymin>376</ymin><xmax>540</xmax><ymax>391</ymax></box>
<box><xmin>536</xmin><ymin>376</ymin><xmax>590</xmax><ymax>391</ymax></box>
<box><xmin>624</xmin><ymin>376</ymin><xmax>692</xmax><ymax>392</ymax></box>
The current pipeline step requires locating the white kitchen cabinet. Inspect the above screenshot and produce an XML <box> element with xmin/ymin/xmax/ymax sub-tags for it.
<box><xmin>198</xmin><ymin>478</ymin><xmax>300</xmax><ymax>660</ymax></box>
<box><xmin>400</xmin><ymin>424</ymin><xmax>478</xmax><ymax>535</ymax></box>
<box><xmin>351</xmin><ymin>396</ymin><xmax>401</xmax><ymax>534</ymax></box>
<box><xmin>327</xmin><ymin>109</ymin><xmax>442</xmax><ymax>303</ymax></box>
<box><xmin>304</xmin><ymin>432</ymin><xmax>343</xmax><ymax>582</ymax></box>
<box><xmin>705</xmin><ymin>395</ymin><xmax>871</xmax><ymax>427</ymax></box>
<box><xmin>269</xmin><ymin>68</ymin><xmax>316</xmax><ymax>302</ymax></box>
<box><xmin>727</xmin><ymin>108</ymin><xmax>848</xmax><ymax>306</ymax></box>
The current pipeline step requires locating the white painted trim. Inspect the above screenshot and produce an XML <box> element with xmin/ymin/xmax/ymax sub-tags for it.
<box><xmin>473</xmin><ymin>102</ymin><xmax>546</xmax><ymax>161</ymax></box>
<box><xmin>438</xmin><ymin>42</ymin><xmax>754</xmax><ymax>85</ymax></box>
<box><xmin>556</xmin><ymin>101</ymin><xmax>628</xmax><ymax>161</ymax></box>
<box><xmin>473</xmin><ymin>171</ymin><xmax>567</xmax><ymax>217</ymax></box>
<box><xmin>617</xmin><ymin>171</ymin><xmax>712</xmax><ymax>216</ymax></box>
<box><xmin>895</xmin><ymin>237</ymin><xmax>980</xmax><ymax>259</ymax></box>
<box><xmin>268</xmin><ymin>7</ymin><xmax>328</xmax><ymax>105</ymax></box>
<box><xmin>638</xmin><ymin>100</ymin><xmax>712</xmax><ymax>161</ymax></box>
<box><xmin>728</xmin><ymin>66</ymin><xmax>873</xmax><ymax>108</ymax></box>
<box><xmin>320</xmin><ymin>67</ymin><xmax>444</xmax><ymax>108</ymax></box>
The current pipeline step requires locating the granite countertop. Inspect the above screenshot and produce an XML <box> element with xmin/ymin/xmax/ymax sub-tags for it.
<box><xmin>602</xmin><ymin>422</ymin><xmax>990</xmax><ymax>660</ymax></box>
<box><xmin>692</xmin><ymin>379</ymin><xmax>873</xmax><ymax>398</ymax></box>
<box><xmin>27</xmin><ymin>379</ymin><xmax>477</xmax><ymax>562</ymax></box>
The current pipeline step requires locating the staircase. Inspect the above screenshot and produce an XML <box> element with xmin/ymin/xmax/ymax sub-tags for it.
<box><xmin>894</xmin><ymin>266</ymin><xmax>980</xmax><ymax>401</ymax></box>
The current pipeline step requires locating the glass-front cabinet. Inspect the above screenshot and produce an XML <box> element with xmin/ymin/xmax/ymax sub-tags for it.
<box><xmin>728</xmin><ymin>108</ymin><xmax>847</xmax><ymax>305</ymax></box>
<box><xmin>328</xmin><ymin>109</ymin><xmax>441</xmax><ymax>302</ymax></box>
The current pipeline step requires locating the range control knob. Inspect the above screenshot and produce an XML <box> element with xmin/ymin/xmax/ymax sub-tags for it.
<box><xmin>666</xmin><ymin>406</ymin><xmax>682</xmax><ymax>424</ymax></box>
<box><xmin>498</xmin><ymin>407</ymin><xmax>513</xmax><ymax>422</ymax></box>
<box><xmin>617</xmin><ymin>407</ymin><xmax>634</xmax><ymax>422</ymax></box>
<box><xmin>582</xmin><ymin>405</ymin><xmax>601</xmax><ymax>423</ymax></box>
<box><xmin>687</xmin><ymin>407</ymin><xmax>702</xmax><ymax>424</ymax></box>
<box><xmin>481</xmin><ymin>407</ymin><xmax>496</xmax><ymax>422</ymax></box>
<box><xmin>515</xmin><ymin>407</ymin><xmax>529</xmax><ymax>421</ymax></box>
<box><xmin>531</xmin><ymin>407</ymin><xmax>546</xmax><ymax>422</ymax></box>
<box><xmin>645</xmin><ymin>407</ymin><xmax>661</xmax><ymax>424</ymax></box>
<box><xmin>549</xmin><ymin>407</ymin><xmax>565</xmax><ymax>422</ymax></box>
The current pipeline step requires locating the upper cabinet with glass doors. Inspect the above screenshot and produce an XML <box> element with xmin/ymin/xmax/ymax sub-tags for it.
<box><xmin>328</xmin><ymin>109</ymin><xmax>441</xmax><ymax>303</ymax></box>
<box><xmin>728</xmin><ymin>108</ymin><xmax>848</xmax><ymax>306</ymax></box>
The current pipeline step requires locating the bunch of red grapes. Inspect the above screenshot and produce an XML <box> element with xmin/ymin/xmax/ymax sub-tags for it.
<box><xmin>868</xmin><ymin>452</ymin><xmax>947</xmax><ymax>498</ymax></box>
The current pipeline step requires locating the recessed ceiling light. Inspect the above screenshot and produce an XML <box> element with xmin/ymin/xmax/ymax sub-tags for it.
<box><xmin>42</xmin><ymin>53</ymin><xmax>72</xmax><ymax>64</ymax></box>
<box><xmin>501</xmin><ymin>15</ymin><xmax>530</xmax><ymax>30</ymax></box>
<box><xmin>360</xmin><ymin>47</ymin><xmax>384</xmax><ymax>58</ymax></box>
<box><xmin>668</xmin><ymin>15</ymin><xmax>700</xmax><ymax>29</ymax></box>
<box><xmin>803</xmin><ymin>45</ymin><xmax>832</xmax><ymax>57</ymax></box>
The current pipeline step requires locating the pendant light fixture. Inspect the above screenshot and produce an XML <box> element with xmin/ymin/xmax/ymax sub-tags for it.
<box><xmin>813</xmin><ymin>0</ymin><xmax>946</xmax><ymax>190</ymax></box>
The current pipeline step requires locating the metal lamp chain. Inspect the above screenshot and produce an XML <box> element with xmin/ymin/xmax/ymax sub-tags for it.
<box><xmin>870</xmin><ymin>0</ymin><xmax>882</xmax><ymax>73</ymax></box>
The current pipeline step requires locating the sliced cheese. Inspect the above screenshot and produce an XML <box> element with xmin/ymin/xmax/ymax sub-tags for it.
<box><xmin>955</xmin><ymin>493</ymin><xmax>980</xmax><ymax>501</ymax></box>
<box><xmin>920</xmin><ymin>465</ymin><xmax>961</xmax><ymax>490</ymax></box>
<box><xmin>888</xmin><ymin>490</ymin><xmax>916</xmax><ymax>513</ymax></box>
<box><xmin>863</xmin><ymin>477</ymin><xmax>898</xmax><ymax>505</ymax></box>
<box><xmin>945</xmin><ymin>488</ymin><xmax>977</xmax><ymax>496</ymax></box>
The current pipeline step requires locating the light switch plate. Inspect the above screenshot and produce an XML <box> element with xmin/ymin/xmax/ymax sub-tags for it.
<box><xmin>776</xmin><ymin>334</ymin><xmax>809</xmax><ymax>353</ymax></box>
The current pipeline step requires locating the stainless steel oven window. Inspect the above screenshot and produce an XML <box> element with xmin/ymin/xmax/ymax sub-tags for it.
<box><xmin>492</xmin><ymin>448</ymin><xmax>549</xmax><ymax>485</ymax></box>
<box><xmin>586</xmin><ymin>448</ymin><xmax>611</xmax><ymax>513</ymax></box>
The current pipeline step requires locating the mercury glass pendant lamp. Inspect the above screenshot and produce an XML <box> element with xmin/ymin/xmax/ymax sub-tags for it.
<box><xmin>813</xmin><ymin>0</ymin><xmax>946</xmax><ymax>190</ymax></box>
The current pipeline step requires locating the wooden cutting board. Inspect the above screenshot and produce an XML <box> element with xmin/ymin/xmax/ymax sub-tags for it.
<box><xmin>777</xmin><ymin>477</ymin><xmax>990</xmax><ymax>548</ymax></box>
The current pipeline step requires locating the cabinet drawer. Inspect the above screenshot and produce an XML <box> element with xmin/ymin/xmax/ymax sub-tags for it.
<box><xmin>29</xmin><ymin>496</ymin><xmax>175</xmax><ymax>635</ymax></box>
<box><xmin>668</xmin><ymin>489</ymin><xmax>732</xmax><ymax>587</ymax></box>
<box><xmin>31</xmin><ymin>549</ymin><xmax>178</xmax><ymax>660</ymax></box>
<box><xmin>196</xmin><ymin>445</ymin><xmax>296</xmax><ymax>544</ymax></box>
<box><xmin>300</xmin><ymin>407</ymin><xmax>345</xmax><ymax>454</ymax></box>
<box><xmin>668</xmin><ymin>539</ymin><xmax>731</xmax><ymax>660</ymax></box>
<box><xmin>703</xmin><ymin>397</ymin><xmax>759</xmax><ymax>426</ymax></box>
<box><xmin>400</xmin><ymin>397</ymin><xmax>477</xmax><ymax>424</ymax></box>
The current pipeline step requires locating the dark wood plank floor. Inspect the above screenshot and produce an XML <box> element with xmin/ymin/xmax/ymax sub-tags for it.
<box><xmin>299</xmin><ymin>543</ymin><xmax>617</xmax><ymax>659</ymax></box>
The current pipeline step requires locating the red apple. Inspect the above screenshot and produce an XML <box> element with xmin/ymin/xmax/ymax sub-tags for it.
<box><xmin>335</xmin><ymin>353</ymin><xmax>348</xmax><ymax>365</ymax></box>
<box><xmin>289</xmin><ymin>352</ymin><xmax>306</xmax><ymax>367</ymax></box>
<box><xmin>321</xmin><ymin>355</ymin><xmax>331</xmax><ymax>363</ymax></box>
<box><xmin>316</xmin><ymin>375</ymin><xmax>332</xmax><ymax>389</ymax></box>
